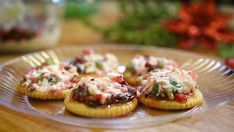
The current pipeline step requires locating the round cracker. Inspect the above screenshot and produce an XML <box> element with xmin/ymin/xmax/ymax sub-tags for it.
<box><xmin>17</xmin><ymin>85</ymin><xmax>72</xmax><ymax>100</ymax></box>
<box><xmin>64</xmin><ymin>95</ymin><xmax>138</xmax><ymax>118</ymax></box>
<box><xmin>139</xmin><ymin>89</ymin><xmax>203</xmax><ymax>110</ymax></box>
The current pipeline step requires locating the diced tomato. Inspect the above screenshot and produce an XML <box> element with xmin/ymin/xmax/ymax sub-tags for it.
<box><xmin>71</xmin><ymin>76</ymin><xmax>80</xmax><ymax>83</ymax></box>
<box><xmin>225</xmin><ymin>58</ymin><xmax>234</xmax><ymax>69</ymax></box>
<box><xmin>95</xmin><ymin>94</ymin><xmax>103</xmax><ymax>100</ymax></box>
<box><xmin>31</xmin><ymin>77</ymin><xmax>37</xmax><ymax>83</ymax></box>
<box><xmin>112</xmin><ymin>76</ymin><xmax>124</xmax><ymax>83</ymax></box>
<box><xmin>82</xmin><ymin>48</ymin><xmax>95</xmax><ymax>55</ymax></box>
<box><xmin>174</xmin><ymin>93</ymin><xmax>188</xmax><ymax>103</ymax></box>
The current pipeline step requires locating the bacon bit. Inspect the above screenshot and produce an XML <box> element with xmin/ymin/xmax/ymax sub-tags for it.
<box><xmin>188</xmin><ymin>71</ymin><xmax>198</xmax><ymax>80</ymax></box>
<box><xmin>175</xmin><ymin>93</ymin><xmax>188</xmax><ymax>103</ymax></box>
<box><xmin>82</xmin><ymin>48</ymin><xmax>95</xmax><ymax>55</ymax></box>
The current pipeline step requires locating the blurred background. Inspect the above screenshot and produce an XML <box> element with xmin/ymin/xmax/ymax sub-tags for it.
<box><xmin>0</xmin><ymin>0</ymin><xmax>233</xmax><ymax>67</ymax></box>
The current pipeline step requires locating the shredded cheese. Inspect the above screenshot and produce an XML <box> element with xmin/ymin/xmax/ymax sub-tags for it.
<box><xmin>22</xmin><ymin>63</ymin><xmax>78</xmax><ymax>92</ymax></box>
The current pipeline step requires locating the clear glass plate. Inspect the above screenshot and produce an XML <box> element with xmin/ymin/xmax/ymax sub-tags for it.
<box><xmin>0</xmin><ymin>44</ymin><xmax>233</xmax><ymax>129</ymax></box>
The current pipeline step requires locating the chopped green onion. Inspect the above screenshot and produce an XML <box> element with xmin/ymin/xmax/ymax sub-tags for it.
<box><xmin>20</xmin><ymin>79</ymin><xmax>26</xmax><ymax>84</ymax></box>
<box><xmin>136</xmin><ymin>76</ymin><xmax>143</xmax><ymax>84</ymax></box>
<box><xmin>170</xmin><ymin>78</ymin><xmax>177</xmax><ymax>86</ymax></box>
<box><xmin>150</xmin><ymin>82</ymin><xmax>160</xmax><ymax>96</ymax></box>
<box><xmin>126</xmin><ymin>64</ymin><xmax>133</xmax><ymax>70</ymax></box>
<box><xmin>124</xmin><ymin>72</ymin><xmax>132</xmax><ymax>78</ymax></box>
<box><xmin>95</xmin><ymin>60</ymin><xmax>104</xmax><ymax>70</ymax></box>
<box><xmin>37</xmin><ymin>74</ymin><xmax>44</xmax><ymax>82</ymax></box>
<box><xmin>157</xmin><ymin>60</ymin><xmax>164</xmax><ymax>68</ymax></box>
<box><xmin>126</xmin><ymin>64</ymin><xmax>136</xmax><ymax>73</ymax></box>
<box><xmin>166</xmin><ymin>88</ymin><xmax>174</xmax><ymax>100</ymax></box>
<box><xmin>170</xmin><ymin>78</ymin><xmax>181</xmax><ymax>88</ymax></box>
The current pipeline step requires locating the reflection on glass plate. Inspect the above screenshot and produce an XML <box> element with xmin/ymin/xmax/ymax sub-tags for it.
<box><xmin>0</xmin><ymin>45</ymin><xmax>233</xmax><ymax>129</ymax></box>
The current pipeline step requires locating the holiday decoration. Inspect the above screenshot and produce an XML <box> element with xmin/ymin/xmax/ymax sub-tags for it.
<box><xmin>164</xmin><ymin>0</ymin><xmax>234</xmax><ymax>49</ymax></box>
<box><xmin>102</xmin><ymin>1</ymin><xmax>179</xmax><ymax>47</ymax></box>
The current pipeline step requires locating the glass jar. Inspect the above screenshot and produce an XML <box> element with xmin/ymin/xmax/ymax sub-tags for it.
<box><xmin>0</xmin><ymin>0</ymin><xmax>64</xmax><ymax>52</ymax></box>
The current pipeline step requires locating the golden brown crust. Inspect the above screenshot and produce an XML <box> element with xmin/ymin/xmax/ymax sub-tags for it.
<box><xmin>64</xmin><ymin>95</ymin><xmax>138</xmax><ymax>118</ymax></box>
<box><xmin>139</xmin><ymin>89</ymin><xmax>203</xmax><ymax>110</ymax></box>
<box><xmin>17</xmin><ymin>85</ymin><xmax>72</xmax><ymax>100</ymax></box>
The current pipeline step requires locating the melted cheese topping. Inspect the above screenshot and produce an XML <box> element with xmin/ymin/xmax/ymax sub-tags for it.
<box><xmin>77</xmin><ymin>73</ymin><xmax>129</xmax><ymax>104</ymax></box>
<box><xmin>22</xmin><ymin>63</ymin><xmax>78</xmax><ymax>92</ymax></box>
<box><xmin>141</xmin><ymin>67</ymin><xmax>198</xmax><ymax>94</ymax></box>
<box><xmin>131</xmin><ymin>55</ymin><xmax>178</xmax><ymax>74</ymax></box>
<box><xmin>75</xmin><ymin>53</ymin><xmax>119</xmax><ymax>74</ymax></box>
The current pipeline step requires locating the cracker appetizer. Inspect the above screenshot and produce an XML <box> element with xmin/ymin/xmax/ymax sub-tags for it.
<box><xmin>70</xmin><ymin>49</ymin><xmax>119</xmax><ymax>75</ymax></box>
<box><xmin>124</xmin><ymin>55</ymin><xmax>178</xmax><ymax>86</ymax></box>
<box><xmin>138</xmin><ymin>68</ymin><xmax>203</xmax><ymax>110</ymax></box>
<box><xmin>64</xmin><ymin>72</ymin><xmax>138</xmax><ymax>118</ymax></box>
<box><xmin>18</xmin><ymin>62</ymin><xmax>79</xmax><ymax>100</ymax></box>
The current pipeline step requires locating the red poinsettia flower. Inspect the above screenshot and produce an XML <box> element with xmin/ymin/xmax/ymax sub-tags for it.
<box><xmin>164</xmin><ymin>0</ymin><xmax>234</xmax><ymax>49</ymax></box>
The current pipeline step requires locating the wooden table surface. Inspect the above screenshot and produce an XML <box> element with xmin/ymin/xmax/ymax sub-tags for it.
<box><xmin>1</xmin><ymin>3</ymin><xmax>234</xmax><ymax>131</ymax></box>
